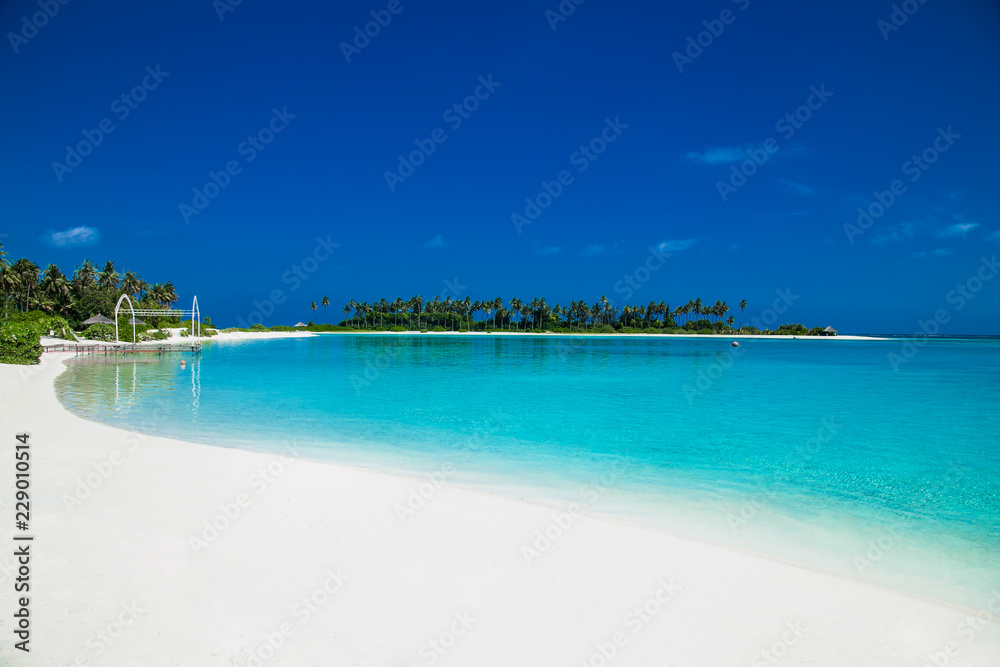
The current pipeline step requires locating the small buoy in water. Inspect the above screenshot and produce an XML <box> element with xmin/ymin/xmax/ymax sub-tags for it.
<box><xmin>180</xmin><ymin>360</ymin><xmax>186</xmax><ymax>368</ymax></box>
<box><xmin>731</xmin><ymin>341</ymin><xmax>739</xmax><ymax>347</ymax></box>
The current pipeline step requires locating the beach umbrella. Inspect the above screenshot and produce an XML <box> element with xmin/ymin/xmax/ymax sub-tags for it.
<box><xmin>82</xmin><ymin>314</ymin><xmax>114</xmax><ymax>325</ymax></box>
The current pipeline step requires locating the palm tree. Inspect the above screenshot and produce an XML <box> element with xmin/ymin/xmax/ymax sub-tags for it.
<box><xmin>738</xmin><ymin>299</ymin><xmax>747</xmax><ymax>330</ymax></box>
<box><xmin>11</xmin><ymin>258</ymin><xmax>39</xmax><ymax>312</ymax></box>
<box><xmin>97</xmin><ymin>261</ymin><xmax>119</xmax><ymax>290</ymax></box>
<box><xmin>342</xmin><ymin>302</ymin><xmax>351</xmax><ymax>326</ymax></box>
<box><xmin>321</xmin><ymin>296</ymin><xmax>330</xmax><ymax>324</ymax></box>
<box><xmin>73</xmin><ymin>260</ymin><xmax>97</xmax><ymax>296</ymax></box>
<box><xmin>40</xmin><ymin>264</ymin><xmax>70</xmax><ymax>313</ymax></box>
<box><xmin>0</xmin><ymin>243</ymin><xmax>9</xmax><ymax>317</ymax></box>
<box><xmin>119</xmin><ymin>271</ymin><xmax>143</xmax><ymax>298</ymax></box>
<box><xmin>162</xmin><ymin>281</ymin><xmax>178</xmax><ymax>307</ymax></box>
<box><xmin>310</xmin><ymin>302</ymin><xmax>318</xmax><ymax>321</ymax></box>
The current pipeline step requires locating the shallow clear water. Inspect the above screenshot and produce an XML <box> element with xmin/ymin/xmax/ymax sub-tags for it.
<box><xmin>55</xmin><ymin>334</ymin><xmax>1000</xmax><ymax>609</ymax></box>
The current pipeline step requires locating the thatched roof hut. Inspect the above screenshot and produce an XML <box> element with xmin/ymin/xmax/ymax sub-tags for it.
<box><xmin>81</xmin><ymin>314</ymin><xmax>114</xmax><ymax>326</ymax></box>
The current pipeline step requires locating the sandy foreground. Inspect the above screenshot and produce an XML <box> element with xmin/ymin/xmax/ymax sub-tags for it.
<box><xmin>0</xmin><ymin>354</ymin><xmax>997</xmax><ymax>667</ymax></box>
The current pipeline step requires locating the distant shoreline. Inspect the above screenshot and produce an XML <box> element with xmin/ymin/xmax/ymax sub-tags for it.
<box><xmin>303</xmin><ymin>330</ymin><xmax>891</xmax><ymax>341</ymax></box>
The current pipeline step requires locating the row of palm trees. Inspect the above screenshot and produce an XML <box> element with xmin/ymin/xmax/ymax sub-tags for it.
<box><xmin>308</xmin><ymin>295</ymin><xmax>751</xmax><ymax>332</ymax></box>
<box><xmin>0</xmin><ymin>245</ymin><xmax>178</xmax><ymax>324</ymax></box>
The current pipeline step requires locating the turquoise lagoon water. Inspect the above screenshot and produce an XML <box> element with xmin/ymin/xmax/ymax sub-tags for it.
<box><xmin>55</xmin><ymin>334</ymin><xmax>1000</xmax><ymax>610</ymax></box>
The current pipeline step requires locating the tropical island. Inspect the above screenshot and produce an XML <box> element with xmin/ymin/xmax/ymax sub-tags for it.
<box><xmin>306</xmin><ymin>295</ymin><xmax>835</xmax><ymax>336</ymax></box>
<box><xmin>0</xmin><ymin>246</ymin><xmax>215</xmax><ymax>364</ymax></box>
<box><xmin>0</xmin><ymin>246</ymin><xmax>842</xmax><ymax>364</ymax></box>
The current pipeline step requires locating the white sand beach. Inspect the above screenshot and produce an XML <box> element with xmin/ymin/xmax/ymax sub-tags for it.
<box><xmin>1</xmin><ymin>354</ymin><xmax>996</xmax><ymax>666</ymax></box>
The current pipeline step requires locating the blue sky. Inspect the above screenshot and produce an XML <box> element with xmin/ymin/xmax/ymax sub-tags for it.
<box><xmin>1</xmin><ymin>0</ymin><xmax>999</xmax><ymax>332</ymax></box>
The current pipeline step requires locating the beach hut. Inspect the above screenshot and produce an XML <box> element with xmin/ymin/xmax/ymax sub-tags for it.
<box><xmin>820</xmin><ymin>326</ymin><xmax>838</xmax><ymax>336</ymax></box>
<box><xmin>81</xmin><ymin>314</ymin><xmax>114</xmax><ymax>326</ymax></box>
<box><xmin>294</xmin><ymin>322</ymin><xmax>308</xmax><ymax>328</ymax></box>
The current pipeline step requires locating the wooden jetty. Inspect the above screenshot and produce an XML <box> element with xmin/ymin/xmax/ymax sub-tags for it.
<box><xmin>43</xmin><ymin>342</ymin><xmax>202</xmax><ymax>356</ymax></box>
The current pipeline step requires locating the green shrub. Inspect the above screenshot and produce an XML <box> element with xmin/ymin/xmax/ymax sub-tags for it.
<box><xmin>596</xmin><ymin>325</ymin><xmax>616</xmax><ymax>334</ymax></box>
<box><xmin>432</xmin><ymin>326</ymin><xmax>446</xmax><ymax>332</ymax></box>
<box><xmin>138</xmin><ymin>329</ymin><xmax>169</xmax><ymax>342</ymax></box>
<box><xmin>390</xmin><ymin>325</ymin><xmax>407</xmax><ymax>332</ymax></box>
<box><xmin>269</xmin><ymin>325</ymin><xmax>297</xmax><ymax>332</ymax></box>
<box><xmin>8</xmin><ymin>312</ymin><xmax>74</xmax><ymax>340</ymax></box>
<box><xmin>249</xmin><ymin>323</ymin><xmax>268</xmax><ymax>332</ymax></box>
<box><xmin>0</xmin><ymin>321</ymin><xmax>43</xmax><ymax>365</ymax></box>
<box><xmin>82</xmin><ymin>323</ymin><xmax>117</xmax><ymax>342</ymax></box>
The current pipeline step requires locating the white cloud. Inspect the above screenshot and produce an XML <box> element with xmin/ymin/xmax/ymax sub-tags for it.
<box><xmin>657</xmin><ymin>239</ymin><xmax>697</xmax><ymax>253</ymax></box>
<box><xmin>684</xmin><ymin>146</ymin><xmax>751</xmax><ymax>165</ymax></box>
<box><xmin>870</xmin><ymin>221</ymin><xmax>922</xmax><ymax>246</ymax></box>
<box><xmin>533</xmin><ymin>242</ymin><xmax>563</xmax><ymax>256</ymax></box>
<box><xmin>424</xmin><ymin>235</ymin><xmax>447</xmax><ymax>249</ymax></box>
<box><xmin>43</xmin><ymin>226</ymin><xmax>100</xmax><ymax>247</ymax></box>
<box><xmin>913</xmin><ymin>248</ymin><xmax>953</xmax><ymax>259</ymax></box>
<box><xmin>582</xmin><ymin>244</ymin><xmax>606</xmax><ymax>256</ymax></box>
<box><xmin>986</xmin><ymin>231</ymin><xmax>1000</xmax><ymax>242</ymax></box>
<box><xmin>935</xmin><ymin>222</ymin><xmax>979</xmax><ymax>239</ymax></box>
<box><xmin>779</xmin><ymin>179</ymin><xmax>817</xmax><ymax>196</ymax></box>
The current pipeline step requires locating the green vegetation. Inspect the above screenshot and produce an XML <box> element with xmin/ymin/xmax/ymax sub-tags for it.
<box><xmin>81</xmin><ymin>323</ymin><xmax>118</xmax><ymax>342</ymax></box>
<box><xmin>0</xmin><ymin>243</ymin><xmax>197</xmax><ymax>332</ymax></box>
<box><xmin>0</xmin><ymin>311</ymin><xmax>74</xmax><ymax>364</ymax></box>
<box><xmin>316</xmin><ymin>295</ymin><xmax>820</xmax><ymax>335</ymax></box>
<box><xmin>0</xmin><ymin>320</ymin><xmax>43</xmax><ymax>364</ymax></box>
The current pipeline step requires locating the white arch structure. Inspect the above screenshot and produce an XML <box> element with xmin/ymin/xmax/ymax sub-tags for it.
<box><xmin>113</xmin><ymin>295</ymin><xmax>202</xmax><ymax>343</ymax></box>
<box><xmin>114</xmin><ymin>294</ymin><xmax>137</xmax><ymax>344</ymax></box>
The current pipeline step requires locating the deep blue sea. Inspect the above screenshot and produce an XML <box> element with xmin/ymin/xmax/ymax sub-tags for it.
<box><xmin>55</xmin><ymin>334</ymin><xmax>1000</xmax><ymax>610</ymax></box>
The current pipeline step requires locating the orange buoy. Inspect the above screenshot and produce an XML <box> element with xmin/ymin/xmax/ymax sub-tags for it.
<box><xmin>731</xmin><ymin>341</ymin><xmax>739</xmax><ymax>347</ymax></box>
<box><xmin>180</xmin><ymin>360</ymin><xmax>187</xmax><ymax>368</ymax></box>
